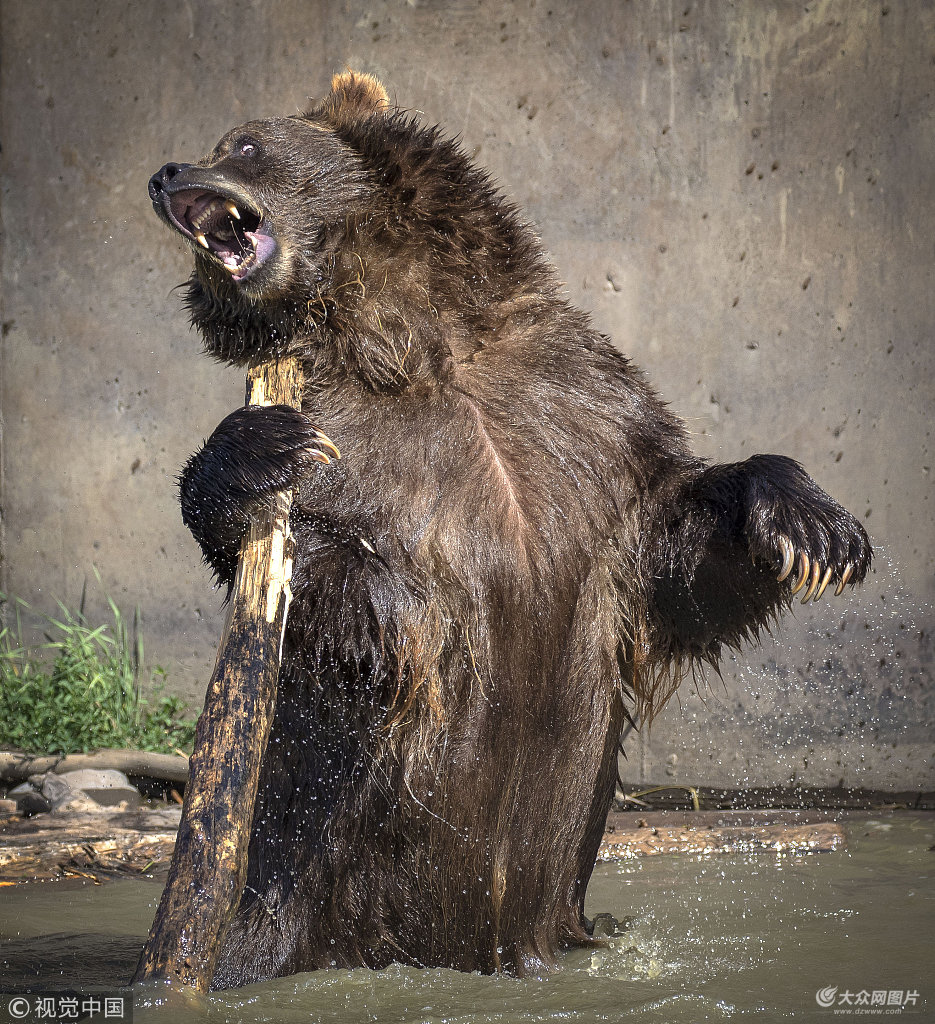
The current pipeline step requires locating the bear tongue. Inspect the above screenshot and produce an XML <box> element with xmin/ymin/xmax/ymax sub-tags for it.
<box><xmin>226</xmin><ymin>230</ymin><xmax>276</xmax><ymax>281</ymax></box>
<box><xmin>246</xmin><ymin>231</ymin><xmax>276</xmax><ymax>265</ymax></box>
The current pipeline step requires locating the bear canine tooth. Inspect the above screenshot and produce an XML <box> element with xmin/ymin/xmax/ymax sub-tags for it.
<box><xmin>196</xmin><ymin>232</ymin><xmax>210</xmax><ymax>249</ymax></box>
<box><xmin>225</xmin><ymin>202</ymin><xmax>241</xmax><ymax>220</ymax></box>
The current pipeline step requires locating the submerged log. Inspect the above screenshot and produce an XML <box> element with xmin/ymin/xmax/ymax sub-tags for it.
<box><xmin>132</xmin><ymin>358</ymin><xmax>304</xmax><ymax>993</ymax></box>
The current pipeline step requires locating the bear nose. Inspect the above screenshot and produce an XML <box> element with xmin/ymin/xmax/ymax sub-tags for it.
<box><xmin>148</xmin><ymin>162</ymin><xmax>193</xmax><ymax>201</ymax></box>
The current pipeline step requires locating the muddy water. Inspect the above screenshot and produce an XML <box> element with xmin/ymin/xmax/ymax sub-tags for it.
<box><xmin>0</xmin><ymin>815</ymin><xmax>931</xmax><ymax>1022</ymax></box>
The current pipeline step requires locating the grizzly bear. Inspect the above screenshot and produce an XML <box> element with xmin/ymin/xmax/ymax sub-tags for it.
<box><xmin>148</xmin><ymin>71</ymin><xmax>871</xmax><ymax>988</ymax></box>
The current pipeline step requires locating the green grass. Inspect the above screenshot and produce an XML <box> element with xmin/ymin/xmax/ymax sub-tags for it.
<box><xmin>0</xmin><ymin>583</ymin><xmax>197</xmax><ymax>756</ymax></box>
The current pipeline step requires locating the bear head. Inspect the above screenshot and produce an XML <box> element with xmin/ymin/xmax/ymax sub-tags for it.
<box><xmin>148</xmin><ymin>71</ymin><xmax>542</xmax><ymax>373</ymax></box>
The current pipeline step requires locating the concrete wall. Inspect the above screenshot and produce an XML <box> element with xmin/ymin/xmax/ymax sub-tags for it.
<box><xmin>1</xmin><ymin>1</ymin><xmax>931</xmax><ymax>790</ymax></box>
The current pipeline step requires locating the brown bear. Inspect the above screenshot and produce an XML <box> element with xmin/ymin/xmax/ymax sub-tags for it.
<box><xmin>148</xmin><ymin>71</ymin><xmax>871</xmax><ymax>988</ymax></box>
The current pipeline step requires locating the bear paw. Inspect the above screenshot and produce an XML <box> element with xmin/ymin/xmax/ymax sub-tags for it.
<box><xmin>738</xmin><ymin>454</ymin><xmax>872</xmax><ymax>605</ymax></box>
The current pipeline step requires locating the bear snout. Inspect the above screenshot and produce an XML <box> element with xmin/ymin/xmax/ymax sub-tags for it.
<box><xmin>148</xmin><ymin>161</ymin><xmax>194</xmax><ymax>202</ymax></box>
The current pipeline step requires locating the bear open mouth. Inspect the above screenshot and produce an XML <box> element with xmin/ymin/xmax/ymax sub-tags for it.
<box><xmin>166</xmin><ymin>189</ymin><xmax>276</xmax><ymax>282</ymax></box>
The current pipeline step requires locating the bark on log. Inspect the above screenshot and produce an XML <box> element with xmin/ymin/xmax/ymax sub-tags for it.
<box><xmin>132</xmin><ymin>357</ymin><xmax>304</xmax><ymax>993</ymax></box>
<box><xmin>0</xmin><ymin>750</ymin><xmax>189</xmax><ymax>786</ymax></box>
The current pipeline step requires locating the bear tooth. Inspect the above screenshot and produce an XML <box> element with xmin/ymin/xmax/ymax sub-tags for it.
<box><xmin>196</xmin><ymin>233</ymin><xmax>210</xmax><ymax>249</ymax></box>
<box><xmin>225</xmin><ymin>202</ymin><xmax>241</xmax><ymax>220</ymax></box>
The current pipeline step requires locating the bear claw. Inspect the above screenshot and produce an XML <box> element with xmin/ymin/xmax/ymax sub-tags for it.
<box><xmin>813</xmin><ymin>566</ymin><xmax>834</xmax><ymax>602</ymax></box>
<box><xmin>800</xmin><ymin>560</ymin><xmax>822</xmax><ymax>603</ymax></box>
<box><xmin>834</xmin><ymin>562</ymin><xmax>854</xmax><ymax>597</ymax></box>
<box><xmin>777</xmin><ymin>540</ymin><xmax>856</xmax><ymax>603</ymax></box>
<box><xmin>310</xmin><ymin>429</ymin><xmax>341</xmax><ymax>464</ymax></box>
<box><xmin>777</xmin><ymin>536</ymin><xmax>795</xmax><ymax>581</ymax></box>
<box><xmin>789</xmin><ymin>551</ymin><xmax>810</xmax><ymax>595</ymax></box>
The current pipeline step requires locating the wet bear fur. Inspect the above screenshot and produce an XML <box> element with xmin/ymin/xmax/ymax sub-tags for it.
<box><xmin>149</xmin><ymin>72</ymin><xmax>872</xmax><ymax>988</ymax></box>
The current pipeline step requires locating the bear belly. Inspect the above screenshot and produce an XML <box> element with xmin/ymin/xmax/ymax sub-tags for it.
<box><xmin>212</xmin><ymin>542</ymin><xmax>626</xmax><ymax>987</ymax></box>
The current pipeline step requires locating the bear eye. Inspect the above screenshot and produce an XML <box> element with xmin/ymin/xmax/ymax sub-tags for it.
<box><xmin>234</xmin><ymin>137</ymin><xmax>259</xmax><ymax>158</ymax></box>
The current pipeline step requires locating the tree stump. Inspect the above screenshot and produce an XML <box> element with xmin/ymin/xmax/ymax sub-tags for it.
<box><xmin>132</xmin><ymin>357</ymin><xmax>303</xmax><ymax>993</ymax></box>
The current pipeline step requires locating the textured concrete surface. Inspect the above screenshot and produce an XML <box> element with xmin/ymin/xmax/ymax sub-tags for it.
<box><xmin>1</xmin><ymin>1</ymin><xmax>931</xmax><ymax>789</ymax></box>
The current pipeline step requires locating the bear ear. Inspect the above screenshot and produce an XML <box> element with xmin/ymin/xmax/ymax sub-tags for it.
<box><xmin>310</xmin><ymin>70</ymin><xmax>390</xmax><ymax>123</ymax></box>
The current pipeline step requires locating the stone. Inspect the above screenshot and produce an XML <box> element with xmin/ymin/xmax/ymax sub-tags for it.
<box><xmin>58</xmin><ymin>768</ymin><xmax>141</xmax><ymax>809</ymax></box>
<box><xmin>38</xmin><ymin>773</ymin><xmax>74</xmax><ymax>810</ymax></box>
<box><xmin>9</xmin><ymin>781</ymin><xmax>52</xmax><ymax>816</ymax></box>
<box><xmin>51</xmin><ymin>792</ymin><xmax>104</xmax><ymax>815</ymax></box>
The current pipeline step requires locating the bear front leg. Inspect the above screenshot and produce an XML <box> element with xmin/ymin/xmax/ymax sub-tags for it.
<box><xmin>650</xmin><ymin>454</ymin><xmax>872</xmax><ymax>664</ymax></box>
<box><xmin>179</xmin><ymin>404</ymin><xmax>338</xmax><ymax>588</ymax></box>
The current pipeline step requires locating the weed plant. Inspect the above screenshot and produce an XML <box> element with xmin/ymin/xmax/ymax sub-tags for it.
<box><xmin>0</xmin><ymin>584</ymin><xmax>196</xmax><ymax>755</ymax></box>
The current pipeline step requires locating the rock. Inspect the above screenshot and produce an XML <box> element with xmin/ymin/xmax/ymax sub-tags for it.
<box><xmin>58</xmin><ymin>768</ymin><xmax>141</xmax><ymax>809</ymax></box>
<box><xmin>588</xmin><ymin>912</ymin><xmax>623</xmax><ymax>938</ymax></box>
<box><xmin>8</xmin><ymin>768</ymin><xmax>143</xmax><ymax>815</ymax></box>
<box><xmin>38</xmin><ymin>773</ymin><xmax>75</xmax><ymax>810</ymax></box>
<box><xmin>16</xmin><ymin>793</ymin><xmax>50</xmax><ymax>815</ymax></box>
<box><xmin>0</xmin><ymin>798</ymin><xmax>17</xmax><ymax>814</ymax></box>
<box><xmin>51</xmin><ymin>792</ymin><xmax>102</xmax><ymax>814</ymax></box>
<box><xmin>8</xmin><ymin>781</ymin><xmax>51</xmax><ymax>816</ymax></box>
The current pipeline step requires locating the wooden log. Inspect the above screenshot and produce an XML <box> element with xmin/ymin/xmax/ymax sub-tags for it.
<box><xmin>0</xmin><ymin>749</ymin><xmax>190</xmax><ymax>786</ymax></box>
<box><xmin>0</xmin><ymin>809</ymin><xmax>181</xmax><ymax>883</ymax></box>
<box><xmin>132</xmin><ymin>357</ymin><xmax>304</xmax><ymax>993</ymax></box>
<box><xmin>597</xmin><ymin>819</ymin><xmax>846</xmax><ymax>859</ymax></box>
<box><xmin>0</xmin><ymin>809</ymin><xmax>847</xmax><ymax>886</ymax></box>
